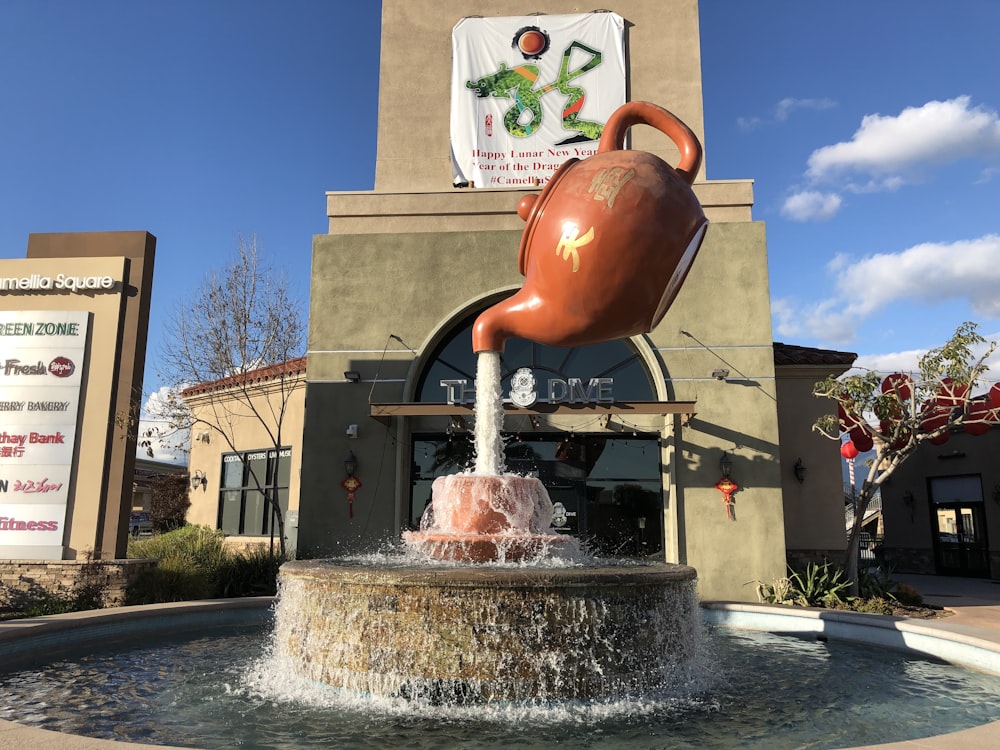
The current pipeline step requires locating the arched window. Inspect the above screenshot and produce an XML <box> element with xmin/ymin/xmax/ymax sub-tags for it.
<box><xmin>415</xmin><ymin>308</ymin><xmax>656</xmax><ymax>403</ymax></box>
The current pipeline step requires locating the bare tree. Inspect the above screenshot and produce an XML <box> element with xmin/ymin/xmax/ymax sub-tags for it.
<box><xmin>813</xmin><ymin>321</ymin><xmax>997</xmax><ymax>592</ymax></box>
<box><xmin>150</xmin><ymin>234</ymin><xmax>305</xmax><ymax>558</ymax></box>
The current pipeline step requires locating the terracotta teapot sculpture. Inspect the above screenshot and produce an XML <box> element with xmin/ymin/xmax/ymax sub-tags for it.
<box><xmin>472</xmin><ymin>101</ymin><xmax>708</xmax><ymax>354</ymax></box>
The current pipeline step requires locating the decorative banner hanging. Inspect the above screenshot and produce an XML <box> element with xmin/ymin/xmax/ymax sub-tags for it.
<box><xmin>450</xmin><ymin>12</ymin><xmax>626</xmax><ymax>189</ymax></box>
<box><xmin>715</xmin><ymin>477</ymin><xmax>739</xmax><ymax>521</ymax></box>
<box><xmin>341</xmin><ymin>475</ymin><xmax>362</xmax><ymax>519</ymax></box>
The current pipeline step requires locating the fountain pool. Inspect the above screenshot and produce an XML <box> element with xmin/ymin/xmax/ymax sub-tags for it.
<box><xmin>1</xmin><ymin>597</ymin><xmax>1000</xmax><ymax>749</ymax></box>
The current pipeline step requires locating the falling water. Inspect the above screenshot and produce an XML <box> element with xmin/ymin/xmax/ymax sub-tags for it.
<box><xmin>474</xmin><ymin>350</ymin><xmax>505</xmax><ymax>475</ymax></box>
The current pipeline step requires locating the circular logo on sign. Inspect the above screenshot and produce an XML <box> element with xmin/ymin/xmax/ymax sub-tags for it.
<box><xmin>551</xmin><ymin>502</ymin><xmax>568</xmax><ymax>528</ymax></box>
<box><xmin>511</xmin><ymin>26</ymin><xmax>550</xmax><ymax>60</ymax></box>
<box><xmin>509</xmin><ymin>367</ymin><xmax>537</xmax><ymax>408</ymax></box>
<box><xmin>48</xmin><ymin>357</ymin><xmax>75</xmax><ymax>378</ymax></box>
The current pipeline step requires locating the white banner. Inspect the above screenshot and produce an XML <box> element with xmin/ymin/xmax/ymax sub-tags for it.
<box><xmin>450</xmin><ymin>12</ymin><xmax>625</xmax><ymax>189</ymax></box>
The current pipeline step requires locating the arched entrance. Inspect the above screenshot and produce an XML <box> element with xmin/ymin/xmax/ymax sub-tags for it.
<box><xmin>405</xmin><ymin>307</ymin><xmax>671</xmax><ymax>558</ymax></box>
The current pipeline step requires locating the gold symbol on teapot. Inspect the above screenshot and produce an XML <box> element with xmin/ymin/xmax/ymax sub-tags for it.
<box><xmin>555</xmin><ymin>223</ymin><xmax>594</xmax><ymax>272</ymax></box>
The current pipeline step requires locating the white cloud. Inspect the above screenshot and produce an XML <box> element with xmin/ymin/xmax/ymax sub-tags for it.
<box><xmin>837</xmin><ymin>234</ymin><xmax>1000</xmax><ymax>318</ymax></box>
<box><xmin>737</xmin><ymin>96</ymin><xmax>836</xmax><ymax>131</ymax></box>
<box><xmin>805</xmin><ymin>96</ymin><xmax>1000</xmax><ymax>188</ymax></box>
<box><xmin>780</xmin><ymin>190</ymin><xmax>842</xmax><ymax>221</ymax></box>
<box><xmin>774</xmin><ymin>234</ymin><xmax>1000</xmax><ymax>345</ymax></box>
<box><xmin>774</xmin><ymin>97</ymin><xmax>836</xmax><ymax>122</ymax></box>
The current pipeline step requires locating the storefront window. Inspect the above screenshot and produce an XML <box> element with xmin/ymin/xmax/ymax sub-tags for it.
<box><xmin>218</xmin><ymin>447</ymin><xmax>292</xmax><ymax>535</ymax></box>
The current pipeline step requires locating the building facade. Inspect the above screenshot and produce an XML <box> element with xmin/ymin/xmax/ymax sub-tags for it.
<box><xmin>298</xmin><ymin>0</ymin><xmax>791</xmax><ymax>601</ymax></box>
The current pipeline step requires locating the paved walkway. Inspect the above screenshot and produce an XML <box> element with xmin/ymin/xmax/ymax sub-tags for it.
<box><xmin>895</xmin><ymin>573</ymin><xmax>1000</xmax><ymax>632</ymax></box>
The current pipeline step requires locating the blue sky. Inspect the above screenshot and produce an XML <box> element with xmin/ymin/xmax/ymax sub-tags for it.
<box><xmin>3</xmin><ymin>0</ymin><xmax>1000</xmax><ymax>427</ymax></box>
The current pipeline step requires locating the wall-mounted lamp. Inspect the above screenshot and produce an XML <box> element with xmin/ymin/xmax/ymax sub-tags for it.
<box><xmin>902</xmin><ymin>490</ymin><xmax>915</xmax><ymax>507</ymax></box>
<box><xmin>993</xmin><ymin>485</ymin><xmax>1000</xmax><ymax>505</ymax></box>
<box><xmin>344</xmin><ymin>450</ymin><xmax>358</xmax><ymax>476</ymax></box>
<box><xmin>344</xmin><ymin>370</ymin><xmax>361</xmax><ymax>383</ymax></box>
<box><xmin>190</xmin><ymin>469</ymin><xmax>207</xmax><ymax>490</ymax></box>
<box><xmin>719</xmin><ymin>451</ymin><xmax>733</xmax><ymax>478</ymax></box>
<box><xmin>711</xmin><ymin>368</ymin><xmax>730</xmax><ymax>380</ymax></box>
<box><xmin>793</xmin><ymin>458</ymin><xmax>806</xmax><ymax>483</ymax></box>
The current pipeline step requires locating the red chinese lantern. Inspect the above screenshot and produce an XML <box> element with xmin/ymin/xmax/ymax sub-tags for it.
<box><xmin>964</xmin><ymin>399</ymin><xmax>993</xmax><ymax>436</ymax></box>
<box><xmin>989</xmin><ymin>382</ymin><xmax>1000</xmax><ymax>410</ymax></box>
<box><xmin>881</xmin><ymin>373</ymin><xmax>912</xmax><ymax>400</ymax></box>
<box><xmin>840</xmin><ymin>440</ymin><xmax>860</xmax><ymax>459</ymax></box>
<box><xmin>849</xmin><ymin>426</ymin><xmax>874</xmax><ymax>453</ymax></box>
<box><xmin>935</xmin><ymin>376</ymin><xmax>968</xmax><ymax>408</ymax></box>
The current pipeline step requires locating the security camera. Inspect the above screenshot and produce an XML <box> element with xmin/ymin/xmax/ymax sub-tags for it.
<box><xmin>346</xmin><ymin>424</ymin><xmax>358</xmax><ymax>438</ymax></box>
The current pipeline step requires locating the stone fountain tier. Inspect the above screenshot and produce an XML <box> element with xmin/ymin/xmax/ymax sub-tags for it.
<box><xmin>276</xmin><ymin>560</ymin><xmax>700</xmax><ymax>704</ymax></box>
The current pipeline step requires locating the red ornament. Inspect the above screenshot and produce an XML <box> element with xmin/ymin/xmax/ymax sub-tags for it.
<box><xmin>880</xmin><ymin>373</ymin><xmax>912</xmax><ymax>401</ymax></box>
<box><xmin>964</xmin><ymin>400</ymin><xmax>993</xmax><ymax>436</ymax></box>
<box><xmin>849</xmin><ymin>427</ymin><xmax>874</xmax><ymax>453</ymax></box>
<box><xmin>840</xmin><ymin>441</ymin><xmax>860</xmax><ymax>460</ymax></box>
<box><xmin>341</xmin><ymin>475</ymin><xmax>362</xmax><ymax>518</ymax></box>
<box><xmin>714</xmin><ymin>477</ymin><xmax>739</xmax><ymax>521</ymax></box>
<box><xmin>989</xmin><ymin>383</ymin><xmax>1000</xmax><ymax>410</ymax></box>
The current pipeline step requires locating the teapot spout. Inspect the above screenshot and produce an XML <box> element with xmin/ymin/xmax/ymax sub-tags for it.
<box><xmin>472</xmin><ymin>294</ymin><xmax>523</xmax><ymax>354</ymax></box>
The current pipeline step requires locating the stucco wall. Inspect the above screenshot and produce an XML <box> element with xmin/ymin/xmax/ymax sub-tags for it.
<box><xmin>775</xmin><ymin>369</ymin><xmax>852</xmax><ymax>557</ymax></box>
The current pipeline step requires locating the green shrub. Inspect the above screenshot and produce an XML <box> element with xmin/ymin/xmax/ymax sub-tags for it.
<box><xmin>126</xmin><ymin>525</ymin><xmax>282</xmax><ymax>603</ymax></box>
<box><xmin>894</xmin><ymin>582</ymin><xmax>924</xmax><ymax>606</ymax></box>
<box><xmin>787</xmin><ymin>562</ymin><xmax>851</xmax><ymax>607</ymax></box>
<box><xmin>125</xmin><ymin>558</ymin><xmax>214</xmax><ymax>605</ymax></box>
<box><xmin>851</xmin><ymin>596</ymin><xmax>896</xmax><ymax>615</ymax></box>
<box><xmin>216</xmin><ymin>546</ymin><xmax>281</xmax><ymax>597</ymax></box>
<box><xmin>753</xmin><ymin>562</ymin><xmax>851</xmax><ymax>608</ymax></box>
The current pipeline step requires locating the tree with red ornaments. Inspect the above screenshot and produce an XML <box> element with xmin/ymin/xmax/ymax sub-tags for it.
<box><xmin>813</xmin><ymin>322</ymin><xmax>998</xmax><ymax>593</ymax></box>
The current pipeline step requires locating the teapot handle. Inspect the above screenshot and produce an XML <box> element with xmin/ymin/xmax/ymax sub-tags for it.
<box><xmin>597</xmin><ymin>101</ymin><xmax>702</xmax><ymax>185</ymax></box>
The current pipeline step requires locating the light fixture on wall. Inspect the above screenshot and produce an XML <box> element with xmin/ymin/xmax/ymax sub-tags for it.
<box><xmin>711</xmin><ymin>368</ymin><xmax>730</xmax><ymax>380</ymax></box>
<box><xmin>993</xmin><ymin>485</ymin><xmax>1000</xmax><ymax>505</ymax></box>
<box><xmin>190</xmin><ymin>470</ymin><xmax>207</xmax><ymax>490</ymax></box>
<box><xmin>719</xmin><ymin>451</ymin><xmax>733</xmax><ymax>478</ymax></box>
<box><xmin>793</xmin><ymin>458</ymin><xmax>806</xmax><ymax>483</ymax></box>
<box><xmin>344</xmin><ymin>370</ymin><xmax>361</xmax><ymax>383</ymax></box>
<box><xmin>344</xmin><ymin>451</ymin><xmax>358</xmax><ymax>476</ymax></box>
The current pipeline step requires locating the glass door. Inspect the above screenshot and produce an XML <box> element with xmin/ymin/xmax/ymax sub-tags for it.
<box><xmin>933</xmin><ymin>504</ymin><xmax>989</xmax><ymax>577</ymax></box>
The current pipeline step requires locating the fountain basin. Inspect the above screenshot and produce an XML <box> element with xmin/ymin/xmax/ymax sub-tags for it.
<box><xmin>275</xmin><ymin>559</ymin><xmax>699</xmax><ymax>702</ymax></box>
<box><xmin>2</xmin><ymin>597</ymin><xmax>1000</xmax><ymax>748</ymax></box>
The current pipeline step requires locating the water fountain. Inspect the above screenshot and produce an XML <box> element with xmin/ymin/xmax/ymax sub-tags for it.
<box><xmin>277</xmin><ymin>101</ymin><xmax>710</xmax><ymax>703</ymax></box>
